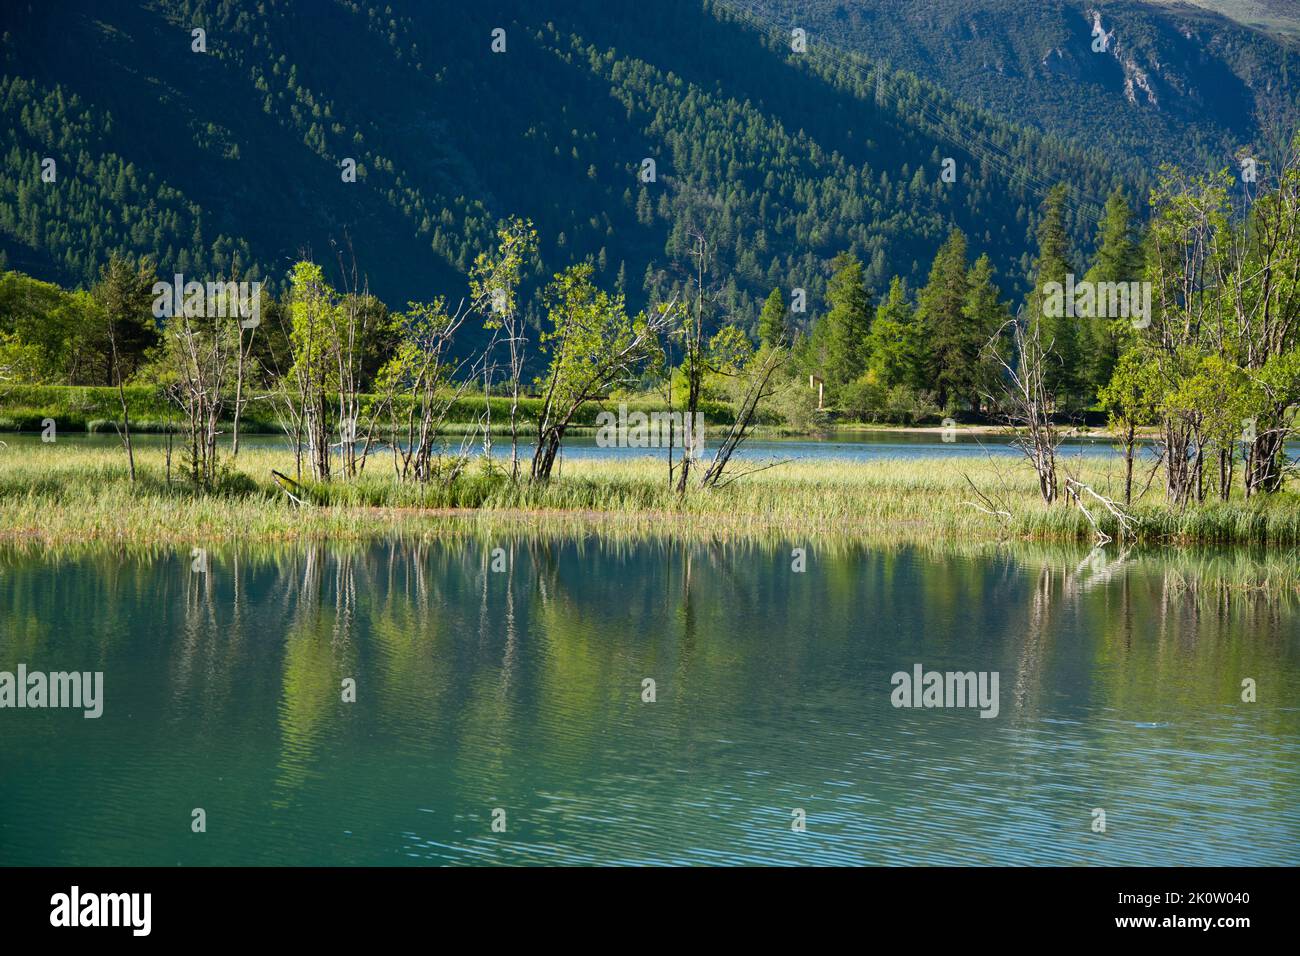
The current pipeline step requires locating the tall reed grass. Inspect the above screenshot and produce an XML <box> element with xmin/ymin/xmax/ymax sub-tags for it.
<box><xmin>2</xmin><ymin>441</ymin><xmax>1299</xmax><ymax>549</ymax></box>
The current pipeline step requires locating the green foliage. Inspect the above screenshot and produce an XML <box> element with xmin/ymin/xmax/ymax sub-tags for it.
<box><xmin>286</xmin><ymin>261</ymin><xmax>338</xmax><ymax>389</ymax></box>
<box><xmin>864</xmin><ymin>277</ymin><xmax>922</xmax><ymax>391</ymax></box>
<box><xmin>1079</xmin><ymin>188</ymin><xmax>1143</xmax><ymax>396</ymax></box>
<box><xmin>958</xmin><ymin>253</ymin><xmax>1009</xmax><ymax>411</ymax></box>
<box><xmin>540</xmin><ymin>263</ymin><xmax>640</xmax><ymax>405</ymax></box>
<box><xmin>93</xmin><ymin>254</ymin><xmax>159</xmax><ymax>384</ymax></box>
<box><xmin>0</xmin><ymin>0</ymin><xmax>1132</xmax><ymax>346</ymax></box>
<box><xmin>816</xmin><ymin>252</ymin><xmax>872</xmax><ymax>391</ymax></box>
<box><xmin>0</xmin><ymin>270</ymin><xmax>101</xmax><ymax>383</ymax></box>
<box><xmin>1026</xmin><ymin>184</ymin><xmax>1084</xmax><ymax>409</ymax></box>
<box><xmin>1098</xmin><ymin>348</ymin><xmax>1160</xmax><ymax>433</ymax></box>
<box><xmin>916</xmin><ymin>229</ymin><xmax>971</xmax><ymax>410</ymax></box>
<box><xmin>757</xmin><ymin>286</ymin><xmax>788</xmax><ymax>347</ymax></box>
<box><xmin>472</xmin><ymin>217</ymin><xmax>539</xmax><ymax>333</ymax></box>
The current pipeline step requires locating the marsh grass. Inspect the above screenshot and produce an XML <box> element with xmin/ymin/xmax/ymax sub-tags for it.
<box><xmin>3</xmin><ymin>440</ymin><xmax>1300</xmax><ymax>552</ymax></box>
<box><xmin>3</xmin><ymin>513</ymin><xmax>1295</xmax><ymax>605</ymax></box>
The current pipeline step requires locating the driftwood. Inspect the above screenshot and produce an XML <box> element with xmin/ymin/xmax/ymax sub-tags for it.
<box><xmin>699</xmin><ymin>343</ymin><xmax>786</xmax><ymax>489</ymax></box>
<box><xmin>961</xmin><ymin>471</ymin><xmax>1012</xmax><ymax>525</ymax></box>
<box><xmin>270</xmin><ymin>469</ymin><xmax>305</xmax><ymax>507</ymax></box>
<box><xmin>1064</xmin><ymin>475</ymin><xmax>1136</xmax><ymax>544</ymax></box>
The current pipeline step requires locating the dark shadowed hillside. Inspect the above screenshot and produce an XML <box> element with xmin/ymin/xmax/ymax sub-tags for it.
<box><xmin>2</xmin><ymin>0</ymin><xmax>1137</xmax><ymax>338</ymax></box>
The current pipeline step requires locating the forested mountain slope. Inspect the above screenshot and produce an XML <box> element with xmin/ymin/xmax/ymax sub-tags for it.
<box><xmin>733</xmin><ymin>0</ymin><xmax>1299</xmax><ymax>174</ymax></box>
<box><xmin>3</xmin><ymin>0</ymin><xmax>1135</xmax><ymax>336</ymax></box>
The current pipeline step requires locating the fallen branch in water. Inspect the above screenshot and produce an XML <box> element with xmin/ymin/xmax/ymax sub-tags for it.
<box><xmin>1064</xmin><ymin>475</ymin><xmax>1136</xmax><ymax>544</ymax></box>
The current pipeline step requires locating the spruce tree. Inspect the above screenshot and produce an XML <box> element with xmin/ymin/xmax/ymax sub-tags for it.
<box><xmin>1026</xmin><ymin>184</ymin><xmax>1081</xmax><ymax>409</ymax></box>
<box><xmin>917</xmin><ymin>228</ymin><xmax>971</xmax><ymax>411</ymax></box>
<box><xmin>1080</xmin><ymin>188</ymin><xmax>1142</xmax><ymax>399</ymax></box>
<box><xmin>758</xmin><ymin>286</ymin><xmax>788</xmax><ymax>347</ymax></box>
<box><xmin>961</xmin><ymin>254</ymin><xmax>1010</xmax><ymax>412</ymax></box>
<box><xmin>865</xmin><ymin>276</ymin><xmax>920</xmax><ymax>389</ymax></box>
<box><xmin>820</xmin><ymin>252</ymin><xmax>872</xmax><ymax>389</ymax></box>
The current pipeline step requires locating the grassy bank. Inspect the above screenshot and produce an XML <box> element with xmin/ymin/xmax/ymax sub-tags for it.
<box><xmin>0</xmin><ymin>384</ymin><xmax>747</xmax><ymax>433</ymax></box>
<box><xmin>0</xmin><ymin>383</ymin><xmax>1153</xmax><ymax>440</ymax></box>
<box><xmin>2</xmin><ymin>441</ymin><xmax>1299</xmax><ymax>547</ymax></box>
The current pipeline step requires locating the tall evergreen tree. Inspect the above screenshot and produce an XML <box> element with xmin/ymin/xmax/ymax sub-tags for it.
<box><xmin>819</xmin><ymin>252</ymin><xmax>872</xmax><ymax>389</ymax></box>
<box><xmin>758</xmin><ymin>286</ymin><xmax>788</xmax><ymax>347</ymax></box>
<box><xmin>917</xmin><ymin>228</ymin><xmax>971</xmax><ymax>410</ymax></box>
<box><xmin>865</xmin><ymin>276</ymin><xmax>921</xmax><ymax>389</ymax></box>
<box><xmin>1080</xmin><ymin>188</ymin><xmax>1142</xmax><ymax>398</ymax></box>
<box><xmin>93</xmin><ymin>254</ymin><xmax>158</xmax><ymax>385</ymax></box>
<box><xmin>1026</xmin><ymin>184</ymin><xmax>1081</xmax><ymax>409</ymax></box>
<box><xmin>961</xmin><ymin>254</ymin><xmax>1011</xmax><ymax>412</ymax></box>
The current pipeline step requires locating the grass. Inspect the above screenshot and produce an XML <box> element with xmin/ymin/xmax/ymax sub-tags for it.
<box><xmin>0</xmin><ymin>383</ymin><xmax>747</xmax><ymax>434</ymax></box>
<box><xmin>2</xmin><ymin>438</ymin><xmax>1300</xmax><ymax>549</ymax></box>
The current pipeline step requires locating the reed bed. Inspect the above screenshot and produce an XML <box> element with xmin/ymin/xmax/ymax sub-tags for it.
<box><xmin>2</xmin><ymin>441</ymin><xmax>1299</xmax><ymax>549</ymax></box>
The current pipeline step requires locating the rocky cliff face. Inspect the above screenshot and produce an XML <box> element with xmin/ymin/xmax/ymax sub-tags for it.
<box><xmin>736</xmin><ymin>0</ymin><xmax>1297</xmax><ymax>168</ymax></box>
<box><xmin>1085</xmin><ymin>10</ymin><xmax>1158</xmax><ymax>107</ymax></box>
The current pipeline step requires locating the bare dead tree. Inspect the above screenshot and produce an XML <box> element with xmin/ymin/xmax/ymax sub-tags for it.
<box><xmin>104</xmin><ymin>314</ymin><xmax>136</xmax><ymax>483</ymax></box>
<box><xmin>331</xmin><ymin>240</ymin><xmax>385</xmax><ymax>480</ymax></box>
<box><xmin>984</xmin><ymin>312</ymin><xmax>1060</xmax><ymax>505</ymax></box>
<box><xmin>163</xmin><ymin>296</ymin><xmax>239</xmax><ymax>487</ymax></box>
<box><xmin>229</xmin><ymin>280</ymin><xmax>261</xmax><ymax>459</ymax></box>
<box><xmin>676</xmin><ymin>231</ymin><xmax>709</xmax><ymax>493</ymax></box>
<box><xmin>1063</xmin><ymin>466</ymin><xmax>1136</xmax><ymax>545</ymax></box>
<box><xmin>699</xmin><ymin>343</ymin><xmax>787</xmax><ymax>489</ymax></box>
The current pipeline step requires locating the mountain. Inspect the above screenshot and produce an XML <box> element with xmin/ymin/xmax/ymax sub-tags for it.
<box><xmin>1150</xmin><ymin>0</ymin><xmax>1300</xmax><ymax>38</ymax></box>
<box><xmin>2</xmin><ymin>0</ymin><xmax>1139</xmax><ymax>339</ymax></box>
<box><xmin>732</xmin><ymin>0</ymin><xmax>1299</xmax><ymax>173</ymax></box>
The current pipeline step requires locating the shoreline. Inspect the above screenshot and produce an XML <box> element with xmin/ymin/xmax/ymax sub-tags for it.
<box><xmin>1</xmin><ymin>444</ymin><xmax>1297</xmax><ymax>549</ymax></box>
<box><xmin>0</xmin><ymin>420</ymin><xmax>1158</xmax><ymax>442</ymax></box>
<box><xmin>3</xmin><ymin>505</ymin><xmax>1297</xmax><ymax>597</ymax></box>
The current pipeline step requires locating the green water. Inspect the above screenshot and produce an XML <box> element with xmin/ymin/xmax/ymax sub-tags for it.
<box><xmin>1</xmin><ymin>538</ymin><xmax>1297</xmax><ymax>866</ymax></box>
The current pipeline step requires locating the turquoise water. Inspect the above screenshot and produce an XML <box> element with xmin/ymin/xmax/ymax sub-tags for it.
<box><xmin>1</xmin><ymin>538</ymin><xmax>1297</xmax><ymax>865</ymax></box>
<box><xmin>0</xmin><ymin>429</ymin><xmax>1142</xmax><ymax>463</ymax></box>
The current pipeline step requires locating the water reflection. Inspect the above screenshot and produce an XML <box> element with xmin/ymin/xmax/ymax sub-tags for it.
<box><xmin>0</xmin><ymin>537</ymin><xmax>1296</xmax><ymax>865</ymax></box>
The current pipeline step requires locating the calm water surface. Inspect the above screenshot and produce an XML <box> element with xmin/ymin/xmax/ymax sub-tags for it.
<box><xmin>1</xmin><ymin>538</ymin><xmax>1297</xmax><ymax>865</ymax></box>
<box><xmin>0</xmin><ymin>429</ymin><xmax>1145</xmax><ymax>462</ymax></box>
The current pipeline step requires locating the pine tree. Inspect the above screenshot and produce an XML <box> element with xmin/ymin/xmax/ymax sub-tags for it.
<box><xmin>865</xmin><ymin>276</ymin><xmax>921</xmax><ymax>388</ymax></box>
<box><xmin>1080</xmin><ymin>188</ymin><xmax>1142</xmax><ymax>399</ymax></box>
<box><xmin>93</xmin><ymin>254</ymin><xmax>158</xmax><ymax>385</ymax></box>
<box><xmin>758</xmin><ymin>286</ymin><xmax>788</xmax><ymax>347</ymax></box>
<box><xmin>961</xmin><ymin>254</ymin><xmax>1010</xmax><ymax>412</ymax></box>
<box><xmin>917</xmin><ymin>228</ymin><xmax>971</xmax><ymax>410</ymax></box>
<box><xmin>819</xmin><ymin>252</ymin><xmax>872</xmax><ymax>389</ymax></box>
<box><xmin>1026</xmin><ymin>184</ymin><xmax>1081</xmax><ymax>409</ymax></box>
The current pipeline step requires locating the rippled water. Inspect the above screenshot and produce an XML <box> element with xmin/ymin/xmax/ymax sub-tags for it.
<box><xmin>0</xmin><ymin>429</ymin><xmax>1145</xmax><ymax>463</ymax></box>
<box><xmin>1</xmin><ymin>538</ymin><xmax>1297</xmax><ymax>865</ymax></box>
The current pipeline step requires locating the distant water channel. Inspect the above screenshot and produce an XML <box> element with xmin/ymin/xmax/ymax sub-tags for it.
<box><xmin>0</xmin><ymin>428</ymin><xmax>1150</xmax><ymax>463</ymax></box>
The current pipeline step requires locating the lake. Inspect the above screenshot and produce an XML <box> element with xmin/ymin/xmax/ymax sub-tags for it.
<box><xmin>1</xmin><ymin>536</ymin><xmax>1296</xmax><ymax>866</ymax></box>
<box><xmin>0</xmin><ymin>428</ymin><xmax>1152</xmax><ymax>464</ymax></box>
